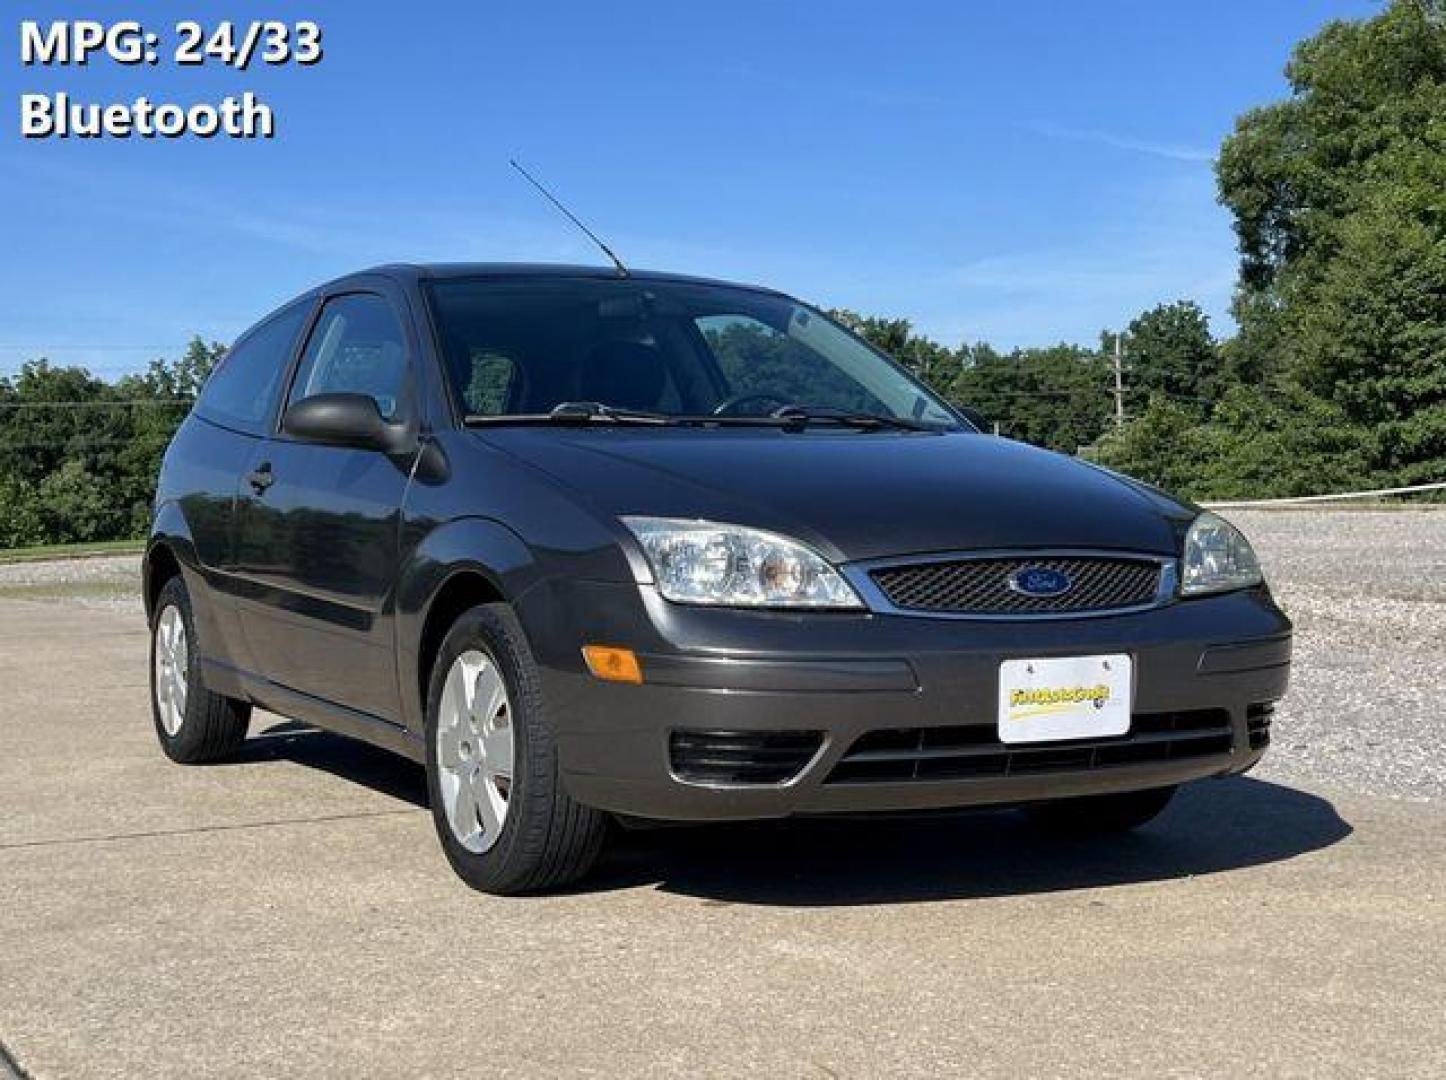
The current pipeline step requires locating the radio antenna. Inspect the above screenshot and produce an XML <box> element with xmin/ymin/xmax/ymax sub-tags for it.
<box><xmin>509</xmin><ymin>159</ymin><xmax>629</xmax><ymax>277</ymax></box>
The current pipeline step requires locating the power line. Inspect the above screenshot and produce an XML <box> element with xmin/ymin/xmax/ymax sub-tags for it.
<box><xmin>0</xmin><ymin>431</ymin><xmax>174</xmax><ymax>442</ymax></box>
<box><xmin>0</xmin><ymin>400</ymin><xmax>194</xmax><ymax>410</ymax></box>
<box><xmin>0</xmin><ymin>344</ymin><xmax>192</xmax><ymax>351</ymax></box>
<box><xmin>0</xmin><ymin>442</ymin><xmax>168</xmax><ymax>452</ymax></box>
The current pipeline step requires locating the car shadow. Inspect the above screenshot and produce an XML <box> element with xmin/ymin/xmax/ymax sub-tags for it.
<box><xmin>237</xmin><ymin>722</ymin><xmax>1350</xmax><ymax>907</ymax></box>
<box><xmin>232</xmin><ymin>721</ymin><xmax>429</xmax><ymax>809</ymax></box>
<box><xmin>585</xmin><ymin>776</ymin><xmax>1352</xmax><ymax>905</ymax></box>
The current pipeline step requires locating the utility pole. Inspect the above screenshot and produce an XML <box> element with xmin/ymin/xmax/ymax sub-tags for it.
<box><xmin>1111</xmin><ymin>332</ymin><xmax>1126</xmax><ymax>427</ymax></box>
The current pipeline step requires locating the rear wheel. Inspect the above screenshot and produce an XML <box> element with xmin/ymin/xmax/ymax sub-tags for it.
<box><xmin>150</xmin><ymin>575</ymin><xmax>251</xmax><ymax>763</ymax></box>
<box><xmin>424</xmin><ymin>603</ymin><xmax>606</xmax><ymax>894</ymax></box>
<box><xmin>1024</xmin><ymin>785</ymin><xmax>1177</xmax><ymax>834</ymax></box>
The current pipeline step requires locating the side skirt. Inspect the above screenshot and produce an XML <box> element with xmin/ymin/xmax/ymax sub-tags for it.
<box><xmin>200</xmin><ymin>657</ymin><xmax>426</xmax><ymax>764</ymax></box>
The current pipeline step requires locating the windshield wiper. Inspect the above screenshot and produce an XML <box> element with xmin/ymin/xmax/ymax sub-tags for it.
<box><xmin>548</xmin><ymin>401</ymin><xmax>680</xmax><ymax>424</ymax></box>
<box><xmin>462</xmin><ymin>402</ymin><xmax>944</xmax><ymax>431</ymax></box>
<box><xmin>463</xmin><ymin>401</ymin><xmax>680</xmax><ymax>427</ymax></box>
<box><xmin>768</xmin><ymin>404</ymin><xmax>938</xmax><ymax>432</ymax></box>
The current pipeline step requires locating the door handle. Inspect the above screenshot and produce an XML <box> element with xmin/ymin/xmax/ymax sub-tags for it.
<box><xmin>247</xmin><ymin>463</ymin><xmax>275</xmax><ymax>495</ymax></box>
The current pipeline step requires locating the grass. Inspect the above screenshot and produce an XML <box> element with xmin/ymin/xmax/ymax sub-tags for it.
<box><xmin>0</xmin><ymin>538</ymin><xmax>145</xmax><ymax>564</ymax></box>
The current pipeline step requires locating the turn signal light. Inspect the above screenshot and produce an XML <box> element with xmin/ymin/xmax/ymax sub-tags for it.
<box><xmin>582</xmin><ymin>645</ymin><xmax>643</xmax><ymax>685</ymax></box>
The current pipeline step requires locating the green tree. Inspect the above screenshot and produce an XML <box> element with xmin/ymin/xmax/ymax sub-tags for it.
<box><xmin>1217</xmin><ymin>0</ymin><xmax>1446</xmax><ymax>486</ymax></box>
<box><xmin>1092</xmin><ymin>395</ymin><xmax>1211</xmax><ymax>497</ymax></box>
<box><xmin>0</xmin><ymin>473</ymin><xmax>44</xmax><ymax>548</ymax></box>
<box><xmin>1195</xmin><ymin>385</ymin><xmax>1371</xmax><ymax>499</ymax></box>
<box><xmin>957</xmin><ymin>344</ymin><xmax>1112</xmax><ymax>452</ymax></box>
<box><xmin>34</xmin><ymin>459</ymin><xmax>122</xmax><ymax>543</ymax></box>
<box><xmin>132</xmin><ymin>336</ymin><xmax>226</xmax><ymax>400</ymax></box>
<box><xmin>0</xmin><ymin>339</ymin><xmax>220</xmax><ymax>549</ymax></box>
<box><xmin>1219</xmin><ymin>0</ymin><xmax>1446</xmax><ymax>296</ymax></box>
<box><xmin>1292</xmin><ymin>202</ymin><xmax>1446</xmax><ymax>483</ymax></box>
<box><xmin>950</xmin><ymin>342</ymin><xmax>1014</xmax><ymax>429</ymax></box>
<box><xmin>823</xmin><ymin>310</ymin><xmax>1115</xmax><ymax>453</ymax></box>
<box><xmin>1114</xmin><ymin>301</ymin><xmax>1221</xmax><ymax>406</ymax></box>
<box><xmin>0</xmin><ymin>361</ymin><xmax>119</xmax><ymax>490</ymax></box>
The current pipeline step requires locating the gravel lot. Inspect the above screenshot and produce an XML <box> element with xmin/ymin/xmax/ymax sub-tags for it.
<box><xmin>2</xmin><ymin>509</ymin><xmax>1441</xmax><ymax>803</ymax></box>
<box><xmin>1222</xmin><ymin>510</ymin><xmax>1446</xmax><ymax>803</ymax></box>
<box><xmin>0</xmin><ymin>552</ymin><xmax>140</xmax><ymax>612</ymax></box>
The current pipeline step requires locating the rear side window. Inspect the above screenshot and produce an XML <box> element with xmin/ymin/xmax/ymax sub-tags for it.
<box><xmin>287</xmin><ymin>294</ymin><xmax>409</xmax><ymax>421</ymax></box>
<box><xmin>196</xmin><ymin>300</ymin><xmax>311</xmax><ymax>434</ymax></box>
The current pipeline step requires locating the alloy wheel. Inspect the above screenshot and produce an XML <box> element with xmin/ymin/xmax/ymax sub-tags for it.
<box><xmin>436</xmin><ymin>649</ymin><xmax>515</xmax><ymax>853</ymax></box>
<box><xmin>153</xmin><ymin>604</ymin><xmax>189</xmax><ymax>736</ymax></box>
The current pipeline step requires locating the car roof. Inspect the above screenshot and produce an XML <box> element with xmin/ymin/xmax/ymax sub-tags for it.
<box><xmin>326</xmin><ymin>262</ymin><xmax>788</xmax><ymax>297</ymax></box>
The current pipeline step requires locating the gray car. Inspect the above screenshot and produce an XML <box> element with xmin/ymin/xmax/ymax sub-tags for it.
<box><xmin>145</xmin><ymin>265</ymin><xmax>1291</xmax><ymax>894</ymax></box>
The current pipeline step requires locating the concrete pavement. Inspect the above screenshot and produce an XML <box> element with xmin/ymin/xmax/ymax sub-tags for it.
<box><xmin>2</xmin><ymin>597</ymin><xmax>1443</xmax><ymax>1078</ymax></box>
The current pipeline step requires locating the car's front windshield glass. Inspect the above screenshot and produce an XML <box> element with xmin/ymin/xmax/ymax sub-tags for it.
<box><xmin>425</xmin><ymin>277</ymin><xmax>961</xmax><ymax>428</ymax></box>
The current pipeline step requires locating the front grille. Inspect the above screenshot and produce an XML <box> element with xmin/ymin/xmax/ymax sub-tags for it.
<box><xmin>870</xmin><ymin>555</ymin><xmax>1163</xmax><ymax>615</ymax></box>
<box><xmin>670</xmin><ymin>729</ymin><xmax>823</xmax><ymax>785</ymax></box>
<box><xmin>826</xmin><ymin>710</ymin><xmax>1232</xmax><ymax>784</ymax></box>
<box><xmin>1247</xmin><ymin>703</ymin><xmax>1274</xmax><ymax>750</ymax></box>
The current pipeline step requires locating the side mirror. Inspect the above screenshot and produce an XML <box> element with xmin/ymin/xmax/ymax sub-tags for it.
<box><xmin>958</xmin><ymin>405</ymin><xmax>989</xmax><ymax>432</ymax></box>
<box><xmin>281</xmin><ymin>392</ymin><xmax>412</xmax><ymax>453</ymax></box>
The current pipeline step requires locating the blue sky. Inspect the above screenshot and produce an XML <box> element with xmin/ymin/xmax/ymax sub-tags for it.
<box><xmin>1</xmin><ymin>0</ymin><xmax>1379</xmax><ymax>379</ymax></box>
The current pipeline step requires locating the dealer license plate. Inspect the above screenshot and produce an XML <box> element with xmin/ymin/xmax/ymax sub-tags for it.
<box><xmin>997</xmin><ymin>654</ymin><xmax>1132</xmax><ymax>745</ymax></box>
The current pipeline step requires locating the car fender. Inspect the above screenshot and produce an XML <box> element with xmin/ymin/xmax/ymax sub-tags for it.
<box><xmin>395</xmin><ymin>515</ymin><xmax>546</xmax><ymax>731</ymax></box>
<box><xmin>144</xmin><ymin>499</ymin><xmax>199</xmax><ymax>618</ymax></box>
<box><xmin>144</xmin><ymin>499</ymin><xmax>254</xmax><ymax>695</ymax></box>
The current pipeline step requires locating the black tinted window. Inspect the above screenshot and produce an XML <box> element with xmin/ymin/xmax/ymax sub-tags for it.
<box><xmin>196</xmin><ymin>300</ymin><xmax>310</xmax><ymax>434</ymax></box>
<box><xmin>287</xmin><ymin>294</ymin><xmax>408</xmax><ymax>421</ymax></box>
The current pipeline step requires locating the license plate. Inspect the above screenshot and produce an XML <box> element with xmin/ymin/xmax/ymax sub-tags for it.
<box><xmin>998</xmin><ymin>654</ymin><xmax>1132</xmax><ymax>745</ymax></box>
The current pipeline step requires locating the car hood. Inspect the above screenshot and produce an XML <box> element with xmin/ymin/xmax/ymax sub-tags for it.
<box><xmin>477</xmin><ymin>428</ymin><xmax>1194</xmax><ymax>563</ymax></box>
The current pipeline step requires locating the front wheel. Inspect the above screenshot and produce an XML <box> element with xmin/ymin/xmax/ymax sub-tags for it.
<box><xmin>424</xmin><ymin>603</ymin><xmax>607</xmax><ymax>894</ymax></box>
<box><xmin>1023</xmin><ymin>785</ymin><xmax>1177</xmax><ymax>834</ymax></box>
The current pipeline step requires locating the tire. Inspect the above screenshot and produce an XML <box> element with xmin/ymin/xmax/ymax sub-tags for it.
<box><xmin>424</xmin><ymin>603</ymin><xmax>607</xmax><ymax>895</ymax></box>
<box><xmin>1024</xmin><ymin>785</ymin><xmax>1177</xmax><ymax>835</ymax></box>
<box><xmin>150</xmin><ymin>575</ymin><xmax>251</xmax><ymax>763</ymax></box>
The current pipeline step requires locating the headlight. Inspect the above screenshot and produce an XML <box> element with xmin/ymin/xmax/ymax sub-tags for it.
<box><xmin>1181</xmin><ymin>512</ymin><xmax>1263</xmax><ymax>596</ymax></box>
<box><xmin>622</xmin><ymin>517</ymin><xmax>863</xmax><ymax>609</ymax></box>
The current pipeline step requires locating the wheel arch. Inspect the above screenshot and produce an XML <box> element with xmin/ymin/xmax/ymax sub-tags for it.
<box><xmin>415</xmin><ymin>568</ymin><xmax>507</xmax><ymax>715</ymax></box>
<box><xmin>144</xmin><ymin>501</ymin><xmax>197</xmax><ymax>620</ymax></box>
<box><xmin>398</xmin><ymin>516</ymin><xmax>544</xmax><ymax>732</ymax></box>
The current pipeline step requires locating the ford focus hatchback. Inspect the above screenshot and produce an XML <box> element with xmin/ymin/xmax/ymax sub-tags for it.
<box><xmin>146</xmin><ymin>264</ymin><xmax>1291</xmax><ymax>894</ymax></box>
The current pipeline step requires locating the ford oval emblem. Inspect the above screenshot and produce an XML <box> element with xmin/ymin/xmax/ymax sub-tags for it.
<box><xmin>1008</xmin><ymin>566</ymin><xmax>1073</xmax><ymax>598</ymax></box>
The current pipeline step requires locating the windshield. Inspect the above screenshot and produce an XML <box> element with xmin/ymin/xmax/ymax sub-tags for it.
<box><xmin>425</xmin><ymin>277</ymin><xmax>961</xmax><ymax>427</ymax></box>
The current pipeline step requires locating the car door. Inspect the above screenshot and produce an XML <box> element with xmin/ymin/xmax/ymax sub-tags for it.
<box><xmin>232</xmin><ymin>286</ymin><xmax>418</xmax><ymax>722</ymax></box>
<box><xmin>171</xmin><ymin>297</ymin><xmax>315</xmax><ymax>674</ymax></box>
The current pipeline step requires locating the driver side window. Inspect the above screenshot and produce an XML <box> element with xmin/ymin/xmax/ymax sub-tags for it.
<box><xmin>288</xmin><ymin>294</ymin><xmax>408</xmax><ymax>421</ymax></box>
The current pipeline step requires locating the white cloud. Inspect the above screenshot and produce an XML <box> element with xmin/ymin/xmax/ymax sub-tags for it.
<box><xmin>1035</xmin><ymin>125</ymin><xmax>1215</xmax><ymax>164</ymax></box>
<box><xmin>824</xmin><ymin>171</ymin><xmax>1240</xmax><ymax>348</ymax></box>
<box><xmin>919</xmin><ymin>242</ymin><xmax>1236</xmax><ymax>347</ymax></box>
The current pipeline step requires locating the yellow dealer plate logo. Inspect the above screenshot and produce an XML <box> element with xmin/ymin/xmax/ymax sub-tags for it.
<box><xmin>998</xmin><ymin>654</ymin><xmax>1132</xmax><ymax>745</ymax></box>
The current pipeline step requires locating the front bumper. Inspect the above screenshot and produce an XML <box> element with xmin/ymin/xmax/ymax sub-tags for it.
<box><xmin>520</xmin><ymin>580</ymin><xmax>1291</xmax><ymax>821</ymax></box>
